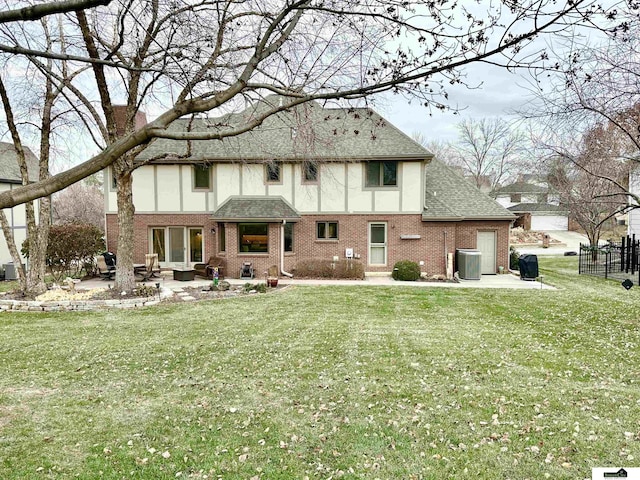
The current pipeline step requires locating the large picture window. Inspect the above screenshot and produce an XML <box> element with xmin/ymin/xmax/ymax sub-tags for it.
<box><xmin>239</xmin><ymin>223</ymin><xmax>269</xmax><ymax>253</ymax></box>
<box><xmin>317</xmin><ymin>221</ymin><xmax>338</xmax><ymax>240</ymax></box>
<box><xmin>365</xmin><ymin>161</ymin><xmax>397</xmax><ymax>187</ymax></box>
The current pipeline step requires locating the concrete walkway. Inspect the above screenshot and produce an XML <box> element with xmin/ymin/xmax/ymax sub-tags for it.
<box><xmin>515</xmin><ymin>231</ymin><xmax>588</xmax><ymax>256</ymax></box>
<box><xmin>79</xmin><ymin>270</ymin><xmax>555</xmax><ymax>291</ymax></box>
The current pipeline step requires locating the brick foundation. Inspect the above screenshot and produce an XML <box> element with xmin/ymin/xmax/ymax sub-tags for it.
<box><xmin>106</xmin><ymin>213</ymin><xmax>511</xmax><ymax>278</ymax></box>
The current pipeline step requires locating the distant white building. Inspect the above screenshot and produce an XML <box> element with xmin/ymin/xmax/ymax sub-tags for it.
<box><xmin>492</xmin><ymin>181</ymin><xmax>567</xmax><ymax>231</ymax></box>
<box><xmin>0</xmin><ymin>142</ymin><xmax>39</xmax><ymax>274</ymax></box>
<box><xmin>628</xmin><ymin>167</ymin><xmax>640</xmax><ymax>237</ymax></box>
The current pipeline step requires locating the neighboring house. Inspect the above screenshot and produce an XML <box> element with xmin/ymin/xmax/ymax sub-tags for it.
<box><xmin>493</xmin><ymin>181</ymin><xmax>568</xmax><ymax>231</ymax></box>
<box><xmin>104</xmin><ymin>98</ymin><xmax>514</xmax><ymax>278</ymax></box>
<box><xmin>0</xmin><ymin>142</ymin><xmax>39</xmax><ymax>271</ymax></box>
<box><xmin>628</xmin><ymin>167</ymin><xmax>640</xmax><ymax>237</ymax></box>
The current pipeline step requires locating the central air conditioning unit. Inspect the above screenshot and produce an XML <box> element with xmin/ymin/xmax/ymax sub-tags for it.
<box><xmin>456</xmin><ymin>249</ymin><xmax>481</xmax><ymax>280</ymax></box>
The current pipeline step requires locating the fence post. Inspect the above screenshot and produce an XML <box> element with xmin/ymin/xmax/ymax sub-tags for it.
<box><xmin>578</xmin><ymin>243</ymin><xmax>582</xmax><ymax>274</ymax></box>
<box><xmin>633</xmin><ymin>235</ymin><xmax>637</xmax><ymax>275</ymax></box>
<box><xmin>622</xmin><ymin>236</ymin><xmax>626</xmax><ymax>272</ymax></box>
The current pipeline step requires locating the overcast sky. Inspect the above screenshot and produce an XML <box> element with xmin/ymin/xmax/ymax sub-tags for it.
<box><xmin>380</xmin><ymin>62</ymin><xmax>540</xmax><ymax>144</ymax></box>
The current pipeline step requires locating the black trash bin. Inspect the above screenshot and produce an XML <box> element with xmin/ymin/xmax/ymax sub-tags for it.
<box><xmin>518</xmin><ymin>254</ymin><xmax>539</xmax><ymax>281</ymax></box>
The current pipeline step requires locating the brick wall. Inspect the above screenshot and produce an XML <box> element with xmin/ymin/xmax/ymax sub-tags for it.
<box><xmin>107</xmin><ymin>213</ymin><xmax>511</xmax><ymax>278</ymax></box>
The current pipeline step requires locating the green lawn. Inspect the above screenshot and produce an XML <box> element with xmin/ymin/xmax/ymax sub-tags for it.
<box><xmin>1</xmin><ymin>257</ymin><xmax>639</xmax><ymax>479</ymax></box>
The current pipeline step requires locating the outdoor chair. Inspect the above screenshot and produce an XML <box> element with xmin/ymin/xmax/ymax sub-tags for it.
<box><xmin>96</xmin><ymin>255</ymin><xmax>115</xmax><ymax>280</ymax></box>
<box><xmin>144</xmin><ymin>253</ymin><xmax>161</xmax><ymax>278</ymax></box>
<box><xmin>194</xmin><ymin>256</ymin><xmax>225</xmax><ymax>279</ymax></box>
<box><xmin>103</xmin><ymin>251</ymin><xmax>116</xmax><ymax>269</ymax></box>
<box><xmin>240</xmin><ymin>262</ymin><xmax>254</xmax><ymax>279</ymax></box>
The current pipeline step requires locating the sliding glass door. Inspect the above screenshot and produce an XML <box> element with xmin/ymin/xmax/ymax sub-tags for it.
<box><xmin>150</xmin><ymin>227</ymin><xmax>203</xmax><ymax>266</ymax></box>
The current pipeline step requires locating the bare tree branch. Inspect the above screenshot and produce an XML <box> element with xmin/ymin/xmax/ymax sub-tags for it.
<box><xmin>0</xmin><ymin>0</ymin><xmax>111</xmax><ymax>24</ymax></box>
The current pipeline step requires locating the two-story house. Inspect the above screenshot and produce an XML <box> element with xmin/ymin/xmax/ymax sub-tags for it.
<box><xmin>0</xmin><ymin>142</ymin><xmax>39</xmax><ymax>277</ymax></box>
<box><xmin>493</xmin><ymin>180</ymin><xmax>568</xmax><ymax>231</ymax></box>
<box><xmin>104</xmin><ymin>98</ymin><xmax>514</xmax><ymax>278</ymax></box>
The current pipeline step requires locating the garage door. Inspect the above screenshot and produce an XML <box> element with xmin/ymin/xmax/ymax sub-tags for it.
<box><xmin>477</xmin><ymin>231</ymin><xmax>496</xmax><ymax>275</ymax></box>
<box><xmin>531</xmin><ymin>215</ymin><xmax>568</xmax><ymax>231</ymax></box>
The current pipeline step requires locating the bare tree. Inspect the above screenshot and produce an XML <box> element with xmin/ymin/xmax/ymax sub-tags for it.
<box><xmin>0</xmin><ymin>0</ymin><xmax>635</xmax><ymax>291</ymax></box>
<box><xmin>52</xmin><ymin>181</ymin><xmax>104</xmax><ymax>231</ymax></box>
<box><xmin>535</xmin><ymin>125</ymin><xmax>631</xmax><ymax>246</ymax></box>
<box><xmin>446</xmin><ymin>117</ymin><xmax>527</xmax><ymax>191</ymax></box>
<box><xmin>0</xmin><ymin>0</ymin><xmax>110</xmax><ymax>23</ymax></box>
<box><xmin>522</xmin><ymin>12</ymin><xmax>640</xmax><ymax>218</ymax></box>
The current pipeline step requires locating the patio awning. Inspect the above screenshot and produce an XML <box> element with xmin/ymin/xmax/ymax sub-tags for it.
<box><xmin>211</xmin><ymin>196</ymin><xmax>301</xmax><ymax>222</ymax></box>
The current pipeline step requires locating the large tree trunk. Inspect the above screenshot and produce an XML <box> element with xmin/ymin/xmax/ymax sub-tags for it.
<box><xmin>114</xmin><ymin>169</ymin><xmax>136</xmax><ymax>291</ymax></box>
<box><xmin>25</xmin><ymin>197</ymin><xmax>51</xmax><ymax>296</ymax></box>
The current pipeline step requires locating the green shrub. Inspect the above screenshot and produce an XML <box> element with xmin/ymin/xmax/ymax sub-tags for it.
<box><xmin>22</xmin><ymin>223</ymin><xmax>105</xmax><ymax>282</ymax></box>
<box><xmin>243</xmin><ymin>282</ymin><xmax>267</xmax><ymax>293</ymax></box>
<box><xmin>392</xmin><ymin>260</ymin><xmax>421</xmax><ymax>281</ymax></box>
<box><xmin>293</xmin><ymin>258</ymin><xmax>364</xmax><ymax>279</ymax></box>
<box><xmin>509</xmin><ymin>246</ymin><xmax>520</xmax><ymax>270</ymax></box>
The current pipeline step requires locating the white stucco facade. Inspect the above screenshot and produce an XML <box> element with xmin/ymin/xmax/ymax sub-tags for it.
<box><xmin>105</xmin><ymin>160</ymin><xmax>426</xmax><ymax>215</ymax></box>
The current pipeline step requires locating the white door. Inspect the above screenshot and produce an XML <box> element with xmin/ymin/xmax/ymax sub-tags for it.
<box><xmin>477</xmin><ymin>231</ymin><xmax>497</xmax><ymax>275</ymax></box>
<box><xmin>369</xmin><ymin>222</ymin><xmax>387</xmax><ymax>266</ymax></box>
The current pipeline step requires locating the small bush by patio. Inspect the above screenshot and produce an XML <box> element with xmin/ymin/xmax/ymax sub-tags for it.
<box><xmin>294</xmin><ymin>258</ymin><xmax>364</xmax><ymax>279</ymax></box>
<box><xmin>509</xmin><ymin>245</ymin><xmax>520</xmax><ymax>270</ymax></box>
<box><xmin>22</xmin><ymin>223</ymin><xmax>105</xmax><ymax>282</ymax></box>
<box><xmin>392</xmin><ymin>260</ymin><xmax>421</xmax><ymax>281</ymax></box>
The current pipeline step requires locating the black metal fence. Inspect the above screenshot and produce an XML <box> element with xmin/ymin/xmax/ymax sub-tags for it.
<box><xmin>579</xmin><ymin>235</ymin><xmax>640</xmax><ymax>284</ymax></box>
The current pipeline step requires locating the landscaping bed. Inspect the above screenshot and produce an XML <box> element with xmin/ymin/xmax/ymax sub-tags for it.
<box><xmin>0</xmin><ymin>281</ymin><xmax>284</xmax><ymax>311</ymax></box>
<box><xmin>510</xmin><ymin>227</ymin><xmax>562</xmax><ymax>245</ymax></box>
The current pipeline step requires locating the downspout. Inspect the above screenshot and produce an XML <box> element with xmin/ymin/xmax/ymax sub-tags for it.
<box><xmin>281</xmin><ymin>220</ymin><xmax>293</xmax><ymax>277</ymax></box>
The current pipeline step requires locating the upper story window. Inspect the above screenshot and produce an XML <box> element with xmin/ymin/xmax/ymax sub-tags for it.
<box><xmin>365</xmin><ymin>161</ymin><xmax>397</xmax><ymax>187</ymax></box>
<box><xmin>266</xmin><ymin>162</ymin><xmax>281</xmax><ymax>183</ymax></box>
<box><xmin>194</xmin><ymin>164</ymin><xmax>211</xmax><ymax>189</ymax></box>
<box><xmin>303</xmin><ymin>161</ymin><xmax>318</xmax><ymax>183</ymax></box>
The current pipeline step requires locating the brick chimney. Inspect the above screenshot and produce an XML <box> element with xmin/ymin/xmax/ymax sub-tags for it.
<box><xmin>112</xmin><ymin>105</ymin><xmax>147</xmax><ymax>137</ymax></box>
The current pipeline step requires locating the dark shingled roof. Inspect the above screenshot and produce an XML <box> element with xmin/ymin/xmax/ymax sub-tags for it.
<box><xmin>494</xmin><ymin>181</ymin><xmax>548</xmax><ymax>195</ymax></box>
<box><xmin>212</xmin><ymin>196</ymin><xmax>300</xmax><ymax>221</ymax></box>
<box><xmin>423</xmin><ymin>160</ymin><xmax>515</xmax><ymax>221</ymax></box>
<box><xmin>137</xmin><ymin>97</ymin><xmax>432</xmax><ymax>163</ymax></box>
<box><xmin>508</xmin><ymin>203</ymin><xmax>568</xmax><ymax>214</ymax></box>
<box><xmin>0</xmin><ymin>142</ymin><xmax>39</xmax><ymax>184</ymax></box>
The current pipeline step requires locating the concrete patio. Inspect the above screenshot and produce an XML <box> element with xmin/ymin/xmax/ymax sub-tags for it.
<box><xmin>78</xmin><ymin>270</ymin><xmax>555</xmax><ymax>291</ymax></box>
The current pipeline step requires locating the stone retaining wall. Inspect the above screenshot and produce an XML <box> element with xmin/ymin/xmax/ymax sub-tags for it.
<box><xmin>0</xmin><ymin>296</ymin><xmax>160</xmax><ymax>312</ymax></box>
